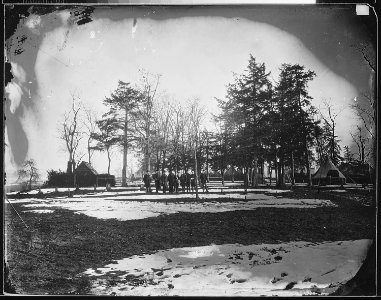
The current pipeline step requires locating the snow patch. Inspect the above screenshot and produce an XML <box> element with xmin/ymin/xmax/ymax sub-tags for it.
<box><xmin>83</xmin><ymin>239</ymin><xmax>371</xmax><ymax>296</ymax></box>
<box><xmin>23</xmin><ymin>209</ymin><xmax>55</xmax><ymax>214</ymax></box>
<box><xmin>16</xmin><ymin>193</ymin><xmax>336</xmax><ymax>221</ymax></box>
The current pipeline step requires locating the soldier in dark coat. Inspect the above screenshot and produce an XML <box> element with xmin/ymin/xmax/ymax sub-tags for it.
<box><xmin>200</xmin><ymin>171</ymin><xmax>208</xmax><ymax>193</ymax></box>
<box><xmin>143</xmin><ymin>171</ymin><xmax>151</xmax><ymax>193</ymax></box>
<box><xmin>186</xmin><ymin>171</ymin><xmax>191</xmax><ymax>192</ymax></box>
<box><xmin>168</xmin><ymin>170</ymin><xmax>175</xmax><ymax>193</ymax></box>
<box><xmin>161</xmin><ymin>171</ymin><xmax>168</xmax><ymax>194</ymax></box>
<box><xmin>180</xmin><ymin>172</ymin><xmax>186</xmax><ymax>193</ymax></box>
<box><xmin>190</xmin><ymin>173</ymin><xmax>196</xmax><ymax>193</ymax></box>
<box><xmin>155</xmin><ymin>172</ymin><xmax>161</xmax><ymax>193</ymax></box>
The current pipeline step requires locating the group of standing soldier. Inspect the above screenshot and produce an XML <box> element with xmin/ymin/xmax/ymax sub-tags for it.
<box><xmin>143</xmin><ymin>169</ymin><xmax>208</xmax><ymax>193</ymax></box>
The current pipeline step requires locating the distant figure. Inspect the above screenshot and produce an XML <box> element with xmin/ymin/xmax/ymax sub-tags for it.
<box><xmin>191</xmin><ymin>174</ymin><xmax>196</xmax><ymax>193</ymax></box>
<box><xmin>174</xmin><ymin>173</ymin><xmax>180</xmax><ymax>193</ymax></box>
<box><xmin>168</xmin><ymin>170</ymin><xmax>175</xmax><ymax>193</ymax></box>
<box><xmin>161</xmin><ymin>171</ymin><xmax>168</xmax><ymax>194</ymax></box>
<box><xmin>180</xmin><ymin>172</ymin><xmax>186</xmax><ymax>193</ymax></box>
<box><xmin>155</xmin><ymin>172</ymin><xmax>161</xmax><ymax>193</ymax></box>
<box><xmin>143</xmin><ymin>171</ymin><xmax>152</xmax><ymax>193</ymax></box>
<box><xmin>186</xmin><ymin>171</ymin><xmax>191</xmax><ymax>192</ymax></box>
<box><xmin>200</xmin><ymin>171</ymin><xmax>208</xmax><ymax>193</ymax></box>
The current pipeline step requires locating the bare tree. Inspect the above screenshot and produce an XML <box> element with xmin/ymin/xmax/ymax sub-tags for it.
<box><xmin>134</xmin><ymin>70</ymin><xmax>162</xmax><ymax>172</ymax></box>
<box><xmin>168</xmin><ymin>102</ymin><xmax>187</xmax><ymax>174</ymax></box>
<box><xmin>351</xmin><ymin>42</ymin><xmax>376</xmax><ymax>169</ymax></box>
<box><xmin>188</xmin><ymin>98</ymin><xmax>206</xmax><ymax>200</ymax></box>
<box><xmin>17</xmin><ymin>159</ymin><xmax>40</xmax><ymax>190</ymax></box>
<box><xmin>152</xmin><ymin>100</ymin><xmax>173</xmax><ymax>174</ymax></box>
<box><xmin>354</xmin><ymin>42</ymin><xmax>376</xmax><ymax>73</ymax></box>
<box><xmin>82</xmin><ymin>107</ymin><xmax>99</xmax><ymax>165</ymax></box>
<box><xmin>93</xmin><ymin>117</ymin><xmax>120</xmax><ymax>175</ymax></box>
<box><xmin>59</xmin><ymin>93</ymin><xmax>83</xmax><ymax>173</ymax></box>
<box><xmin>351</xmin><ymin>93</ymin><xmax>375</xmax><ymax>140</ymax></box>
<box><xmin>318</xmin><ymin>99</ymin><xmax>343</xmax><ymax>164</ymax></box>
<box><xmin>350</xmin><ymin>125</ymin><xmax>369</xmax><ymax>164</ymax></box>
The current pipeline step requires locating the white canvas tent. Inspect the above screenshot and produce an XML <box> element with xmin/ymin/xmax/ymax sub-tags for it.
<box><xmin>312</xmin><ymin>157</ymin><xmax>346</xmax><ymax>185</ymax></box>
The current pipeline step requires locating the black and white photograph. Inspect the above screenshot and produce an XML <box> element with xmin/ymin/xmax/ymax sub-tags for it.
<box><xmin>4</xmin><ymin>3</ymin><xmax>377</xmax><ymax>296</ymax></box>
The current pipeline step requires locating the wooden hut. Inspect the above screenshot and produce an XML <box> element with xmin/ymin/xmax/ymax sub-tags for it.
<box><xmin>74</xmin><ymin>161</ymin><xmax>98</xmax><ymax>187</ymax></box>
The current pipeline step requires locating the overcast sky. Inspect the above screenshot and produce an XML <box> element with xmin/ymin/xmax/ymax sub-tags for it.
<box><xmin>5</xmin><ymin>5</ymin><xmax>375</xmax><ymax>182</ymax></box>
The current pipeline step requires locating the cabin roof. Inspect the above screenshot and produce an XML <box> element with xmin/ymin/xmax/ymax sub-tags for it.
<box><xmin>75</xmin><ymin>161</ymin><xmax>98</xmax><ymax>175</ymax></box>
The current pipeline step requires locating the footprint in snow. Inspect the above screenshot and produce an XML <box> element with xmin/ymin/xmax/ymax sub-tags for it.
<box><xmin>271</xmin><ymin>277</ymin><xmax>282</xmax><ymax>284</ymax></box>
<box><xmin>231</xmin><ymin>278</ymin><xmax>246</xmax><ymax>284</ymax></box>
<box><xmin>284</xmin><ymin>281</ymin><xmax>297</xmax><ymax>290</ymax></box>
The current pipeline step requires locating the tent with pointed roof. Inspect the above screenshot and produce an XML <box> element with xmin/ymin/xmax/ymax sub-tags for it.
<box><xmin>312</xmin><ymin>157</ymin><xmax>346</xmax><ymax>185</ymax></box>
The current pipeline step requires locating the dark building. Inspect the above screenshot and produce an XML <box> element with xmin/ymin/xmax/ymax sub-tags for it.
<box><xmin>74</xmin><ymin>161</ymin><xmax>116</xmax><ymax>187</ymax></box>
<box><xmin>74</xmin><ymin>161</ymin><xmax>98</xmax><ymax>187</ymax></box>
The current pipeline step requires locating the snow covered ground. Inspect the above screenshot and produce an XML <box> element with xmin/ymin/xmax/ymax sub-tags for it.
<box><xmin>83</xmin><ymin>239</ymin><xmax>371</xmax><ymax>296</ymax></box>
<box><xmin>7</xmin><ymin>189</ymin><xmax>337</xmax><ymax>221</ymax></box>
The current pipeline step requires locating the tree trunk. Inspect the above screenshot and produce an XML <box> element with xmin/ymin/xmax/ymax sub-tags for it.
<box><xmin>206</xmin><ymin>134</ymin><xmax>210</xmax><ymax>182</ymax></box>
<box><xmin>67</xmin><ymin>151</ymin><xmax>74</xmax><ymax>174</ymax></box>
<box><xmin>277</xmin><ymin>151</ymin><xmax>284</xmax><ymax>187</ymax></box>
<box><xmin>221</xmin><ymin>168</ymin><xmax>225</xmax><ymax>186</ymax></box>
<box><xmin>291</xmin><ymin>151</ymin><xmax>295</xmax><ymax>185</ymax></box>
<box><xmin>88</xmin><ymin>138</ymin><xmax>91</xmax><ymax>164</ymax></box>
<box><xmin>231</xmin><ymin>166</ymin><xmax>235</xmax><ymax>183</ymax></box>
<box><xmin>155</xmin><ymin>150</ymin><xmax>160</xmax><ymax>172</ymax></box>
<box><xmin>107</xmin><ymin>148</ymin><xmax>111</xmax><ymax>175</ymax></box>
<box><xmin>298</xmin><ymin>94</ymin><xmax>311</xmax><ymax>186</ymax></box>
<box><xmin>161</xmin><ymin>150</ymin><xmax>166</xmax><ymax>175</ymax></box>
<box><xmin>275</xmin><ymin>158</ymin><xmax>278</xmax><ymax>184</ymax></box>
<box><xmin>195</xmin><ymin>139</ymin><xmax>199</xmax><ymax>200</ymax></box>
<box><xmin>145</xmin><ymin>138</ymin><xmax>151</xmax><ymax>173</ymax></box>
<box><xmin>331</xmin><ymin>125</ymin><xmax>335</xmax><ymax>161</ymax></box>
<box><xmin>244</xmin><ymin>166</ymin><xmax>249</xmax><ymax>193</ymax></box>
<box><xmin>252</xmin><ymin>157</ymin><xmax>258</xmax><ymax>187</ymax></box>
<box><xmin>361</xmin><ymin>143</ymin><xmax>365</xmax><ymax>164</ymax></box>
<box><xmin>269</xmin><ymin>163</ymin><xmax>272</xmax><ymax>186</ymax></box>
<box><xmin>122</xmin><ymin>108</ymin><xmax>128</xmax><ymax>186</ymax></box>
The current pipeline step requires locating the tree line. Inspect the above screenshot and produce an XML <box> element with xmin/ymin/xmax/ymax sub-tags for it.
<box><xmin>213</xmin><ymin>55</ymin><xmax>375</xmax><ymax>187</ymax></box>
<box><xmin>59</xmin><ymin>70</ymin><xmax>208</xmax><ymax>187</ymax></box>
<box><xmin>56</xmin><ymin>56</ymin><xmax>375</xmax><ymax>188</ymax></box>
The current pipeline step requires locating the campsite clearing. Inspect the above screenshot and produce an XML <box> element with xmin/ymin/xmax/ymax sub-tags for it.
<box><xmin>4</xmin><ymin>184</ymin><xmax>376</xmax><ymax>296</ymax></box>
